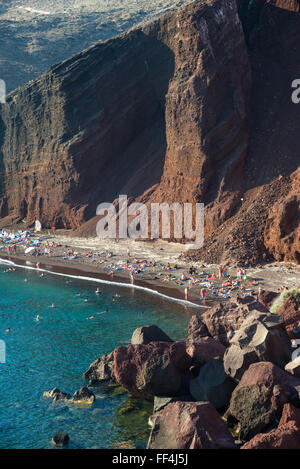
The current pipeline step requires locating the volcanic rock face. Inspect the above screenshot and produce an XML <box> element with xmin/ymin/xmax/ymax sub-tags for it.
<box><xmin>147</xmin><ymin>401</ymin><xmax>236</xmax><ymax>449</ymax></box>
<box><xmin>0</xmin><ymin>0</ymin><xmax>251</xmax><ymax>235</ymax></box>
<box><xmin>143</xmin><ymin>0</ymin><xmax>251</xmax><ymax>228</ymax></box>
<box><xmin>228</xmin><ymin>361</ymin><xmax>300</xmax><ymax>440</ymax></box>
<box><xmin>241</xmin><ymin>403</ymin><xmax>300</xmax><ymax>449</ymax></box>
<box><xmin>0</xmin><ymin>0</ymin><xmax>299</xmax><ymax>266</ymax></box>
<box><xmin>186</xmin><ymin>0</ymin><xmax>300</xmax><ymax>265</ymax></box>
<box><xmin>111</xmin><ymin>342</ymin><xmax>192</xmax><ymax>400</ymax></box>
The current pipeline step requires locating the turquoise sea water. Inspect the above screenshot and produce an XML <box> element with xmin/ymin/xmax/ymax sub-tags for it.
<box><xmin>0</xmin><ymin>261</ymin><xmax>195</xmax><ymax>449</ymax></box>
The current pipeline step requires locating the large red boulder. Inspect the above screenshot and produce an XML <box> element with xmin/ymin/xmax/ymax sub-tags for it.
<box><xmin>147</xmin><ymin>401</ymin><xmax>236</xmax><ymax>449</ymax></box>
<box><xmin>228</xmin><ymin>362</ymin><xmax>300</xmax><ymax>441</ymax></box>
<box><xmin>112</xmin><ymin>342</ymin><xmax>192</xmax><ymax>400</ymax></box>
<box><xmin>202</xmin><ymin>297</ymin><xmax>268</xmax><ymax>346</ymax></box>
<box><xmin>278</xmin><ymin>295</ymin><xmax>300</xmax><ymax>339</ymax></box>
<box><xmin>186</xmin><ymin>336</ymin><xmax>225</xmax><ymax>367</ymax></box>
<box><xmin>241</xmin><ymin>403</ymin><xmax>300</xmax><ymax>449</ymax></box>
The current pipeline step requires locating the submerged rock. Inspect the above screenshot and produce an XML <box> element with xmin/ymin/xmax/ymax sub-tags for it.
<box><xmin>147</xmin><ymin>401</ymin><xmax>236</xmax><ymax>449</ymax></box>
<box><xmin>131</xmin><ymin>325</ymin><xmax>173</xmax><ymax>345</ymax></box>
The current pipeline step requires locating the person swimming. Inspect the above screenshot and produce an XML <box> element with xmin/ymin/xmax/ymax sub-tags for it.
<box><xmin>95</xmin><ymin>288</ymin><xmax>102</xmax><ymax>295</ymax></box>
<box><xmin>98</xmin><ymin>308</ymin><xmax>108</xmax><ymax>315</ymax></box>
<box><xmin>6</xmin><ymin>327</ymin><xmax>11</xmax><ymax>332</ymax></box>
<box><xmin>35</xmin><ymin>315</ymin><xmax>40</xmax><ymax>321</ymax></box>
<box><xmin>50</xmin><ymin>303</ymin><xmax>55</xmax><ymax>308</ymax></box>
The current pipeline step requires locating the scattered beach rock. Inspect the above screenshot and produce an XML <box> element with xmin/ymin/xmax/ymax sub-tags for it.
<box><xmin>241</xmin><ymin>403</ymin><xmax>300</xmax><ymax>449</ymax></box>
<box><xmin>51</xmin><ymin>433</ymin><xmax>69</xmax><ymax>447</ymax></box>
<box><xmin>278</xmin><ymin>296</ymin><xmax>300</xmax><ymax>339</ymax></box>
<box><xmin>228</xmin><ymin>362</ymin><xmax>300</xmax><ymax>441</ymax></box>
<box><xmin>224</xmin><ymin>311</ymin><xmax>292</xmax><ymax>381</ymax></box>
<box><xmin>186</xmin><ymin>336</ymin><xmax>226</xmax><ymax>367</ymax></box>
<box><xmin>189</xmin><ymin>358</ymin><xmax>236</xmax><ymax>410</ymax></box>
<box><xmin>147</xmin><ymin>401</ymin><xmax>236</xmax><ymax>449</ymax></box>
<box><xmin>112</xmin><ymin>342</ymin><xmax>192</xmax><ymax>400</ymax></box>
<box><xmin>72</xmin><ymin>386</ymin><xmax>95</xmax><ymax>404</ymax></box>
<box><xmin>131</xmin><ymin>325</ymin><xmax>173</xmax><ymax>345</ymax></box>
<box><xmin>83</xmin><ymin>351</ymin><xmax>114</xmax><ymax>385</ymax></box>
<box><xmin>43</xmin><ymin>388</ymin><xmax>71</xmax><ymax>401</ymax></box>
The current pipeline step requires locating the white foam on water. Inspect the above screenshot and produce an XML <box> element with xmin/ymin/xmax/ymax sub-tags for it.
<box><xmin>0</xmin><ymin>258</ymin><xmax>205</xmax><ymax>309</ymax></box>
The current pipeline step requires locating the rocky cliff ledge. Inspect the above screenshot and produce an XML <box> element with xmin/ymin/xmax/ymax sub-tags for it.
<box><xmin>0</xmin><ymin>0</ymin><xmax>299</xmax><ymax>266</ymax></box>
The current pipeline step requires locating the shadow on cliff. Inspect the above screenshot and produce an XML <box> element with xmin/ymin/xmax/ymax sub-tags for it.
<box><xmin>62</xmin><ymin>30</ymin><xmax>175</xmax><ymax>222</ymax></box>
<box><xmin>0</xmin><ymin>114</ymin><xmax>7</xmax><ymax>218</ymax></box>
<box><xmin>242</xmin><ymin>3</ymin><xmax>300</xmax><ymax>189</ymax></box>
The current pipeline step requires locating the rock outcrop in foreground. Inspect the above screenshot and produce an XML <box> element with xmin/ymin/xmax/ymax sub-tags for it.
<box><xmin>79</xmin><ymin>291</ymin><xmax>300</xmax><ymax>449</ymax></box>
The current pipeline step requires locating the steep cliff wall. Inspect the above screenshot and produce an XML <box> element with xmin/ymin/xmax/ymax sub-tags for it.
<box><xmin>0</xmin><ymin>0</ymin><xmax>299</xmax><ymax>265</ymax></box>
<box><xmin>0</xmin><ymin>0</ymin><xmax>251</xmax><ymax>233</ymax></box>
<box><xmin>186</xmin><ymin>0</ymin><xmax>300</xmax><ymax>265</ymax></box>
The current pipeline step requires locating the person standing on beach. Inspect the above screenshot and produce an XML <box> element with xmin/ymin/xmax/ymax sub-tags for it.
<box><xmin>130</xmin><ymin>270</ymin><xmax>134</xmax><ymax>285</ymax></box>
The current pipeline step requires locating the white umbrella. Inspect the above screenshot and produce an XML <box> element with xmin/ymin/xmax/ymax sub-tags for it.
<box><xmin>25</xmin><ymin>247</ymin><xmax>35</xmax><ymax>254</ymax></box>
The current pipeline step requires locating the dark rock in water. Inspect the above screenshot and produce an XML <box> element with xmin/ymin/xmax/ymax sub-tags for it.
<box><xmin>189</xmin><ymin>358</ymin><xmax>236</xmax><ymax>410</ymax></box>
<box><xmin>131</xmin><ymin>325</ymin><xmax>173</xmax><ymax>345</ymax></box>
<box><xmin>224</xmin><ymin>311</ymin><xmax>292</xmax><ymax>381</ymax></box>
<box><xmin>72</xmin><ymin>386</ymin><xmax>95</xmax><ymax>404</ymax></box>
<box><xmin>228</xmin><ymin>362</ymin><xmax>300</xmax><ymax>441</ymax></box>
<box><xmin>187</xmin><ymin>315</ymin><xmax>210</xmax><ymax>342</ymax></box>
<box><xmin>51</xmin><ymin>433</ymin><xmax>69</xmax><ymax>447</ymax></box>
<box><xmin>147</xmin><ymin>401</ymin><xmax>236</xmax><ymax>449</ymax></box>
<box><xmin>241</xmin><ymin>403</ymin><xmax>300</xmax><ymax>449</ymax></box>
<box><xmin>112</xmin><ymin>341</ymin><xmax>192</xmax><ymax>400</ymax></box>
<box><xmin>83</xmin><ymin>352</ymin><xmax>114</xmax><ymax>385</ymax></box>
<box><xmin>186</xmin><ymin>336</ymin><xmax>225</xmax><ymax>367</ymax></box>
<box><xmin>43</xmin><ymin>388</ymin><xmax>71</xmax><ymax>401</ymax></box>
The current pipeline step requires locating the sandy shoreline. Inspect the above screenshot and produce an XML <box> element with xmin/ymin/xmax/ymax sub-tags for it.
<box><xmin>1</xmin><ymin>231</ymin><xmax>300</xmax><ymax>308</ymax></box>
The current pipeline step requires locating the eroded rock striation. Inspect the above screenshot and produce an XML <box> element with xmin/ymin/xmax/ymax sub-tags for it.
<box><xmin>0</xmin><ymin>0</ymin><xmax>252</xmax><ymax>239</ymax></box>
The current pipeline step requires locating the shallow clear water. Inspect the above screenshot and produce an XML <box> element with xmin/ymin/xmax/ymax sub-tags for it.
<box><xmin>0</xmin><ymin>262</ymin><xmax>194</xmax><ymax>449</ymax></box>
